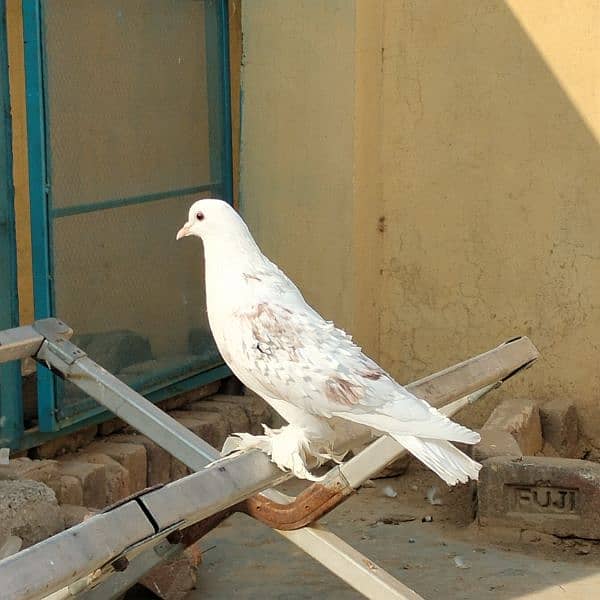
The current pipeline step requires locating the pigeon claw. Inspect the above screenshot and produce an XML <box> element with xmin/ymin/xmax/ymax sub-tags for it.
<box><xmin>221</xmin><ymin>425</ymin><xmax>325</xmax><ymax>481</ymax></box>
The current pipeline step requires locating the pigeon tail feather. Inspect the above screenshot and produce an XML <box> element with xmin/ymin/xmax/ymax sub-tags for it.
<box><xmin>331</xmin><ymin>409</ymin><xmax>481</xmax><ymax>445</ymax></box>
<box><xmin>392</xmin><ymin>435</ymin><xmax>481</xmax><ymax>485</ymax></box>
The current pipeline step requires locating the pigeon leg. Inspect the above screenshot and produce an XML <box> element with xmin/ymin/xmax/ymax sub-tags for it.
<box><xmin>222</xmin><ymin>424</ymin><xmax>325</xmax><ymax>481</ymax></box>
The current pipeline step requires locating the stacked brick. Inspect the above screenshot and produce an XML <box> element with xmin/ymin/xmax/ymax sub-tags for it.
<box><xmin>475</xmin><ymin>397</ymin><xmax>594</xmax><ymax>540</ymax></box>
<box><xmin>0</xmin><ymin>390</ymin><xmax>275</xmax><ymax>599</ymax></box>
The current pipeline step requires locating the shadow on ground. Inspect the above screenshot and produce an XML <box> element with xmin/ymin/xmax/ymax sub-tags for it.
<box><xmin>188</xmin><ymin>468</ymin><xmax>600</xmax><ymax>599</ymax></box>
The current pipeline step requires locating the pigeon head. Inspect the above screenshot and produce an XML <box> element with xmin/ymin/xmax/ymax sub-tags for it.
<box><xmin>176</xmin><ymin>198</ymin><xmax>247</xmax><ymax>242</ymax></box>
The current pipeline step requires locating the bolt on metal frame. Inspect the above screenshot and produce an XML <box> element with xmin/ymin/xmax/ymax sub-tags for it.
<box><xmin>0</xmin><ymin>319</ymin><xmax>539</xmax><ymax>599</ymax></box>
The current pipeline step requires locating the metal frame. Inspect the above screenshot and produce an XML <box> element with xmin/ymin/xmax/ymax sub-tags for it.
<box><xmin>22</xmin><ymin>0</ymin><xmax>55</xmax><ymax>435</ymax></box>
<box><xmin>51</xmin><ymin>183</ymin><xmax>221</xmax><ymax>220</ymax></box>
<box><xmin>205</xmin><ymin>0</ymin><xmax>234</xmax><ymax>203</ymax></box>
<box><xmin>0</xmin><ymin>320</ymin><xmax>539</xmax><ymax>598</ymax></box>
<box><xmin>21</xmin><ymin>0</ymin><xmax>234</xmax><ymax>438</ymax></box>
<box><xmin>0</xmin><ymin>0</ymin><xmax>23</xmax><ymax>449</ymax></box>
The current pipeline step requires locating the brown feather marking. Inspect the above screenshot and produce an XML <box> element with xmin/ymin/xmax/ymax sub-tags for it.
<box><xmin>325</xmin><ymin>376</ymin><xmax>362</xmax><ymax>406</ymax></box>
<box><xmin>361</xmin><ymin>369</ymin><xmax>383</xmax><ymax>381</ymax></box>
<box><xmin>246</xmin><ymin>303</ymin><xmax>304</xmax><ymax>356</ymax></box>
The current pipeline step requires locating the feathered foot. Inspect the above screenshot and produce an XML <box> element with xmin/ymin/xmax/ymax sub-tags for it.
<box><xmin>222</xmin><ymin>424</ymin><xmax>327</xmax><ymax>481</ymax></box>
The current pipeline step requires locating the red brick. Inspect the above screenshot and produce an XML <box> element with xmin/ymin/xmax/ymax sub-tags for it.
<box><xmin>86</xmin><ymin>441</ymin><xmax>147</xmax><ymax>491</ymax></box>
<box><xmin>540</xmin><ymin>400</ymin><xmax>579</xmax><ymax>458</ymax></box>
<box><xmin>34</xmin><ymin>426</ymin><xmax>97</xmax><ymax>459</ymax></box>
<box><xmin>52</xmin><ymin>475</ymin><xmax>83</xmax><ymax>506</ymax></box>
<box><xmin>159</xmin><ymin>381</ymin><xmax>221</xmax><ymax>412</ymax></box>
<box><xmin>479</xmin><ymin>456</ymin><xmax>600</xmax><ymax>539</ymax></box>
<box><xmin>228</xmin><ymin>392</ymin><xmax>276</xmax><ymax>433</ymax></box>
<box><xmin>0</xmin><ymin>457</ymin><xmax>59</xmax><ymax>485</ymax></box>
<box><xmin>110</xmin><ymin>433</ymin><xmax>171</xmax><ymax>486</ymax></box>
<box><xmin>540</xmin><ymin>441</ymin><xmax>560</xmax><ymax>457</ymax></box>
<box><xmin>140</xmin><ymin>543</ymin><xmax>202</xmax><ymax>600</ymax></box>
<box><xmin>169</xmin><ymin>457</ymin><xmax>190</xmax><ymax>481</ymax></box>
<box><xmin>72</xmin><ymin>453</ymin><xmax>130</xmax><ymax>504</ymax></box>
<box><xmin>483</xmin><ymin>398</ymin><xmax>542</xmax><ymax>455</ymax></box>
<box><xmin>473</xmin><ymin>428</ymin><xmax>522</xmax><ymax>462</ymax></box>
<box><xmin>168</xmin><ymin>413</ymin><xmax>230</xmax><ymax>480</ymax></box>
<box><xmin>172</xmin><ymin>412</ymin><xmax>228</xmax><ymax>449</ymax></box>
<box><xmin>56</xmin><ymin>460</ymin><xmax>107</xmax><ymax>508</ymax></box>
<box><xmin>98</xmin><ymin>417</ymin><xmax>127</xmax><ymax>436</ymax></box>
<box><xmin>60</xmin><ymin>504</ymin><xmax>90</xmax><ymax>528</ymax></box>
<box><xmin>184</xmin><ymin>399</ymin><xmax>250</xmax><ymax>434</ymax></box>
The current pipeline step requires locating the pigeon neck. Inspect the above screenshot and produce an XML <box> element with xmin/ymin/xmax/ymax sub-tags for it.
<box><xmin>206</xmin><ymin>229</ymin><xmax>265</xmax><ymax>270</ymax></box>
<box><xmin>202</xmin><ymin>228</ymin><xmax>268</xmax><ymax>301</ymax></box>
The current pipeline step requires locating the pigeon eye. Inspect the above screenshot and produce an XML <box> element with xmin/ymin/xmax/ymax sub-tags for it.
<box><xmin>196</xmin><ymin>212</ymin><xmax>205</xmax><ymax>222</ymax></box>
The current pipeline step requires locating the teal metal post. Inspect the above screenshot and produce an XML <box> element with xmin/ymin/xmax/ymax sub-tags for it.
<box><xmin>206</xmin><ymin>0</ymin><xmax>234</xmax><ymax>204</ymax></box>
<box><xmin>22</xmin><ymin>0</ymin><xmax>57</xmax><ymax>432</ymax></box>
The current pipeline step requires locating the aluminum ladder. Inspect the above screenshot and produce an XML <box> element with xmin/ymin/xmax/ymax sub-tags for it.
<box><xmin>0</xmin><ymin>319</ymin><xmax>539</xmax><ymax>599</ymax></box>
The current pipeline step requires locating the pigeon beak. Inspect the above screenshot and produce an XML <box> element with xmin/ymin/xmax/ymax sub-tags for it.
<box><xmin>176</xmin><ymin>222</ymin><xmax>192</xmax><ymax>240</ymax></box>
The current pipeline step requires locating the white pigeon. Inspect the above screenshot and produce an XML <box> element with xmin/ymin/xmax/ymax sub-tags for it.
<box><xmin>177</xmin><ymin>199</ymin><xmax>481</xmax><ymax>485</ymax></box>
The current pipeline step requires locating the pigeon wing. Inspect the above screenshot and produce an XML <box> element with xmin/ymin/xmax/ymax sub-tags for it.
<box><xmin>225</xmin><ymin>302</ymin><xmax>478</xmax><ymax>444</ymax></box>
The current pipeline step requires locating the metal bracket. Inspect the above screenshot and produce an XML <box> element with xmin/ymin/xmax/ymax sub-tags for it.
<box><xmin>34</xmin><ymin>318</ymin><xmax>84</xmax><ymax>373</ymax></box>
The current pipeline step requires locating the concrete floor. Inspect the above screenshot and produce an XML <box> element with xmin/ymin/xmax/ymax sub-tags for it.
<box><xmin>187</xmin><ymin>470</ymin><xmax>600</xmax><ymax>600</ymax></box>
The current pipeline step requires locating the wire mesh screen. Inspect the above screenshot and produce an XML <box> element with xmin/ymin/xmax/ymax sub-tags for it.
<box><xmin>37</xmin><ymin>0</ymin><xmax>230</xmax><ymax>423</ymax></box>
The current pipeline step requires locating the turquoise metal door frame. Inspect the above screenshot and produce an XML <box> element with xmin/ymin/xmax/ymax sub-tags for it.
<box><xmin>23</xmin><ymin>0</ymin><xmax>234</xmax><ymax>435</ymax></box>
<box><xmin>0</xmin><ymin>0</ymin><xmax>24</xmax><ymax>449</ymax></box>
<box><xmin>22</xmin><ymin>0</ymin><xmax>55</xmax><ymax>435</ymax></box>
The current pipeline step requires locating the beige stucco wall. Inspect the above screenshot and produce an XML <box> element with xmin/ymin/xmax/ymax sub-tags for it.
<box><xmin>379</xmin><ymin>1</ymin><xmax>600</xmax><ymax>434</ymax></box>
<box><xmin>241</xmin><ymin>1</ymin><xmax>600</xmax><ymax>437</ymax></box>
<box><xmin>240</xmin><ymin>0</ymin><xmax>384</xmax><ymax>357</ymax></box>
